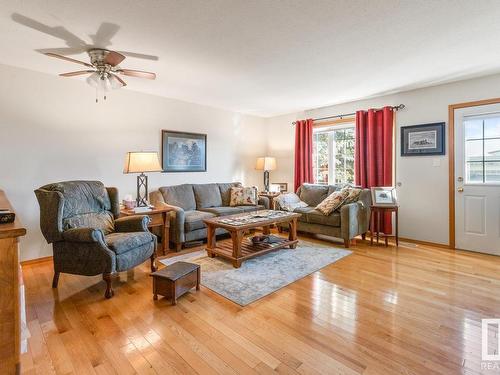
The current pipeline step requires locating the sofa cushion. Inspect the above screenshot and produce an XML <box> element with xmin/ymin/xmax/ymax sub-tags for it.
<box><xmin>184</xmin><ymin>210</ymin><xmax>215</xmax><ymax>232</ymax></box>
<box><xmin>305</xmin><ymin>210</ymin><xmax>341</xmax><ymax>226</ymax></box>
<box><xmin>291</xmin><ymin>206</ymin><xmax>340</xmax><ymax>226</ymax></box>
<box><xmin>159</xmin><ymin>184</ymin><xmax>196</xmax><ymax>211</ymax></box>
<box><xmin>63</xmin><ymin>211</ymin><xmax>115</xmax><ymax>234</ymax></box>
<box><xmin>218</xmin><ymin>182</ymin><xmax>242</xmax><ymax>206</ymax></box>
<box><xmin>292</xmin><ymin>206</ymin><xmax>315</xmax><ymax>222</ymax></box>
<box><xmin>236</xmin><ymin>205</ymin><xmax>266</xmax><ymax>212</ymax></box>
<box><xmin>299</xmin><ymin>184</ymin><xmax>330</xmax><ymax>206</ymax></box>
<box><xmin>105</xmin><ymin>232</ymin><xmax>153</xmax><ymax>255</ymax></box>
<box><xmin>327</xmin><ymin>185</ymin><xmax>339</xmax><ymax>196</ymax></box>
<box><xmin>199</xmin><ymin>206</ymin><xmax>244</xmax><ymax>216</ymax></box>
<box><xmin>193</xmin><ymin>184</ymin><xmax>223</xmax><ymax>208</ymax></box>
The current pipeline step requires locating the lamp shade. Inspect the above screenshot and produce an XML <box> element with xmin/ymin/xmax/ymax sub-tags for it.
<box><xmin>255</xmin><ymin>157</ymin><xmax>277</xmax><ymax>171</ymax></box>
<box><xmin>123</xmin><ymin>151</ymin><xmax>163</xmax><ymax>173</ymax></box>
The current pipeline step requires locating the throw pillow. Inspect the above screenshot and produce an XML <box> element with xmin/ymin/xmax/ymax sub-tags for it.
<box><xmin>275</xmin><ymin>193</ymin><xmax>308</xmax><ymax>212</ymax></box>
<box><xmin>229</xmin><ymin>186</ymin><xmax>258</xmax><ymax>206</ymax></box>
<box><xmin>316</xmin><ymin>189</ymin><xmax>350</xmax><ymax>215</ymax></box>
<box><xmin>343</xmin><ymin>187</ymin><xmax>362</xmax><ymax>205</ymax></box>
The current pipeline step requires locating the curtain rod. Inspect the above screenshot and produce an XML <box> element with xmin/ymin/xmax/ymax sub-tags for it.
<box><xmin>291</xmin><ymin>104</ymin><xmax>405</xmax><ymax>125</ymax></box>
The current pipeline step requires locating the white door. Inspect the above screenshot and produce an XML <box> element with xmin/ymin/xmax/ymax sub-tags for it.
<box><xmin>455</xmin><ymin>104</ymin><xmax>500</xmax><ymax>255</ymax></box>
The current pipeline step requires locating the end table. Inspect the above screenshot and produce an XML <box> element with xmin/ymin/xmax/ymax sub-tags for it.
<box><xmin>258</xmin><ymin>192</ymin><xmax>281</xmax><ymax>210</ymax></box>
<box><xmin>120</xmin><ymin>206</ymin><xmax>172</xmax><ymax>255</ymax></box>
<box><xmin>369</xmin><ymin>205</ymin><xmax>399</xmax><ymax>247</ymax></box>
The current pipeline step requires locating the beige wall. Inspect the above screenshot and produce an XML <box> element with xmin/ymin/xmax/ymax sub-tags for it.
<box><xmin>265</xmin><ymin>73</ymin><xmax>500</xmax><ymax>245</ymax></box>
<box><xmin>0</xmin><ymin>64</ymin><xmax>266</xmax><ymax>261</ymax></box>
<box><xmin>264</xmin><ymin>112</ymin><xmax>304</xmax><ymax>191</ymax></box>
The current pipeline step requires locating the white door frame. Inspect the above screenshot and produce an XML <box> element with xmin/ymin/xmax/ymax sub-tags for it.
<box><xmin>448</xmin><ymin>97</ymin><xmax>500</xmax><ymax>249</ymax></box>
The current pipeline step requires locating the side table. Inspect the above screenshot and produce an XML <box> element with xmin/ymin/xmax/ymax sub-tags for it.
<box><xmin>258</xmin><ymin>192</ymin><xmax>281</xmax><ymax>210</ymax></box>
<box><xmin>369</xmin><ymin>205</ymin><xmax>399</xmax><ymax>247</ymax></box>
<box><xmin>120</xmin><ymin>206</ymin><xmax>172</xmax><ymax>255</ymax></box>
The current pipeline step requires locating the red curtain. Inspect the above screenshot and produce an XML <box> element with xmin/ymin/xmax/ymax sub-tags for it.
<box><xmin>355</xmin><ymin>106</ymin><xmax>394</xmax><ymax>233</ymax></box>
<box><xmin>294</xmin><ymin>119</ymin><xmax>314</xmax><ymax>191</ymax></box>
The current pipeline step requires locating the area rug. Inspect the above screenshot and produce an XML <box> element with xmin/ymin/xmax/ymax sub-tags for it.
<box><xmin>159</xmin><ymin>241</ymin><xmax>351</xmax><ymax>306</ymax></box>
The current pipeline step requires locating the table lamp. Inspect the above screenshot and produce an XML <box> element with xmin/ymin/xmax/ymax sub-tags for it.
<box><xmin>255</xmin><ymin>157</ymin><xmax>276</xmax><ymax>192</ymax></box>
<box><xmin>123</xmin><ymin>151</ymin><xmax>163</xmax><ymax>207</ymax></box>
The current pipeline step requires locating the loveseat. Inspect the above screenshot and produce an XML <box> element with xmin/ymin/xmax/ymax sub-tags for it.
<box><xmin>276</xmin><ymin>184</ymin><xmax>371</xmax><ymax>247</ymax></box>
<box><xmin>150</xmin><ymin>182</ymin><xmax>269</xmax><ymax>250</ymax></box>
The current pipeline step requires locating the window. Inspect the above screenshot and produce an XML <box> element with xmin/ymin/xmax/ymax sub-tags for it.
<box><xmin>464</xmin><ymin>114</ymin><xmax>500</xmax><ymax>184</ymax></box>
<box><xmin>313</xmin><ymin>124</ymin><xmax>355</xmax><ymax>185</ymax></box>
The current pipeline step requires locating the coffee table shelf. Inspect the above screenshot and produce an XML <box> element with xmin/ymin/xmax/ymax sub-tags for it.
<box><xmin>207</xmin><ymin>237</ymin><xmax>298</xmax><ymax>264</ymax></box>
<box><xmin>203</xmin><ymin>210</ymin><xmax>301</xmax><ymax>268</ymax></box>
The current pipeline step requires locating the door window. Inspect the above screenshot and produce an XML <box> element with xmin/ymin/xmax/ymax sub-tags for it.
<box><xmin>464</xmin><ymin>114</ymin><xmax>500</xmax><ymax>184</ymax></box>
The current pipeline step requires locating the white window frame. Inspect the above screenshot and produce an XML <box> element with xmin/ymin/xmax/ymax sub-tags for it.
<box><xmin>463</xmin><ymin>112</ymin><xmax>500</xmax><ymax>186</ymax></box>
<box><xmin>313</xmin><ymin>122</ymin><xmax>356</xmax><ymax>185</ymax></box>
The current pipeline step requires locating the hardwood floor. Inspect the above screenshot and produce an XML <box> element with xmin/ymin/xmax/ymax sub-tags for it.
<box><xmin>20</xmin><ymin>233</ymin><xmax>500</xmax><ymax>375</ymax></box>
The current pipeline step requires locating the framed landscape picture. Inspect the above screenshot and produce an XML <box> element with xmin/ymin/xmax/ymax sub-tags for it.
<box><xmin>371</xmin><ymin>187</ymin><xmax>398</xmax><ymax>207</ymax></box>
<box><xmin>401</xmin><ymin>122</ymin><xmax>445</xmax><ymax>156</ymax></box>
<box><xmin>161</xmin><ymin>130</ymin><xmax>207</xmax><ymax>172</ymax></box>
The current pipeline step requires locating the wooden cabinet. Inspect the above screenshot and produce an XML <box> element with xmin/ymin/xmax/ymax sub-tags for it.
<box><xmin>0</xmin><ymin>190</ymin><xmax>26</xmax><ymax>375</ymax></box>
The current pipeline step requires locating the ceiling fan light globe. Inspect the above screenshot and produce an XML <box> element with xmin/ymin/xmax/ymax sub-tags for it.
<box><xmin>98</xmin><ymin>76</ymin><xmax>112</xmax><ymax>92</ymax></box>
<box><xmin>108</xmin><ymin>74</ymin><xmax>123</xmax><ymax>90</ymax></box>
<box><xmin>86</xmin><ymin>72</ymin><xmax>100</xmax><ymax>88</ymax></box>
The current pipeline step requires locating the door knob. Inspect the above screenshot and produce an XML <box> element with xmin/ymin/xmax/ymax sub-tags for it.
<box><xmin>457</xmin><ymin>187</ymin><xmax>464</xmax><ymax>193</ymax></box>
<box><xmin>457</xmin><ymin>176</ymin><xmax>463</xmax><ymax>182</ymax></box>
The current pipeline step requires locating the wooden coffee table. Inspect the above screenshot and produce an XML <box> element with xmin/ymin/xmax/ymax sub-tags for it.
<box><xmin>203</xmin><ymin>210</ymin><xmax>301</xmax><ymax>268</ymax></box>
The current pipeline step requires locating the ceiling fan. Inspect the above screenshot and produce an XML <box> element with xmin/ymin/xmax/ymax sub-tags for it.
<box><xmin>45</xmin><ymin>48</ymin><xmax>157</xmax><ymax>102</ymax></box>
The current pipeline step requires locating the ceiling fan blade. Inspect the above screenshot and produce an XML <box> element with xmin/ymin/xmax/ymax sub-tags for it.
<box><xmin>117</xmin><ymin>50</ymin><xmax>159</xmax><ymax>61</ymax></box>
<box><xmin>59</xmin><ymin>70</ymin><xmax>95</xmax><ymax>77</ymax></box>
<box><xmin>111</xmin><ymin>73</ymin><xmax>127</xmax><ymax>87</ymax></box>
<box><xmin>117</xmin><ymin>69</ymin><xmax>156</xmax><ymax>80</ymax></box>
<box><xmin>104</xmin><ymin>51</ymin><xmax>125</xmax><ymax>66</ymax></box>
<box><xmin>37</xmin><ymin>47</ymin><xmax>88</xmax><ymax>56</ymax></box>
<box><xmin>45</xmin><ymin>52</ymin><xmax>93</xmax><ymax>68</ymax></box>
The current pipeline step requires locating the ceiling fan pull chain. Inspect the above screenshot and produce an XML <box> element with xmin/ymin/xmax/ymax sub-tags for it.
<box><xmin>95</xmin><ymin>87</ymin><xmax>98</xmax><ymax>103</ymax></box>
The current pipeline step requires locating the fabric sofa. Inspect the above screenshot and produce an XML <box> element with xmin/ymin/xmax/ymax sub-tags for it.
<box><xmin>276</xmin><ymin>184</ymin><xmax>371</xmax><ymax>247</ymax></box>
<box><xmin>150</xmin><ymin>182</ymin><xmax>269</xmax><ymax>250</ymax></box>
<box><xmin>34</xmin><ymin>180</ymin><xmax>157</xmax><ymax>298</ymax></box>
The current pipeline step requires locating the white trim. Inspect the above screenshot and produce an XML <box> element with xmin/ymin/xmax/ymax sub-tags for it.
<box><xmin>313</xmin><ymin>122</ymin><xmax>355</xmax><ymax>134</ymax></box>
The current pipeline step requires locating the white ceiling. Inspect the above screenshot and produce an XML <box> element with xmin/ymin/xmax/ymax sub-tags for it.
<box><xmin>1</xmin><ymin>0</ymin><xmax>500</xmax><ymax>117</ymax></box>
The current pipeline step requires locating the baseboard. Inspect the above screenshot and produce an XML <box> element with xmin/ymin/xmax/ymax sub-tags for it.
<box><xmin>21</xmin><ymin>255</ymin><xmax>53</xmax><ymax>266</ymax></box>
<box><xmin>399</xmin><ymin>237</ymin><xmax>452</xmax><ymax>250</ymax></box>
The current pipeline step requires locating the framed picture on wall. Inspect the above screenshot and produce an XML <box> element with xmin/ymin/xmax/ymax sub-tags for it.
<box><xmin>271</xmin><ymin>182</ymin><xmax>288</xmax><ymax>193</ymax></box>
<box><xmin>401</xmin><ymin>122</ymin><xmax>445</xmax><ymax>156</ymax></box>
<box><xmin>161</xmin><ymin>130</ymin><xmax>207</xmax><ymax>172</ymax></box>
